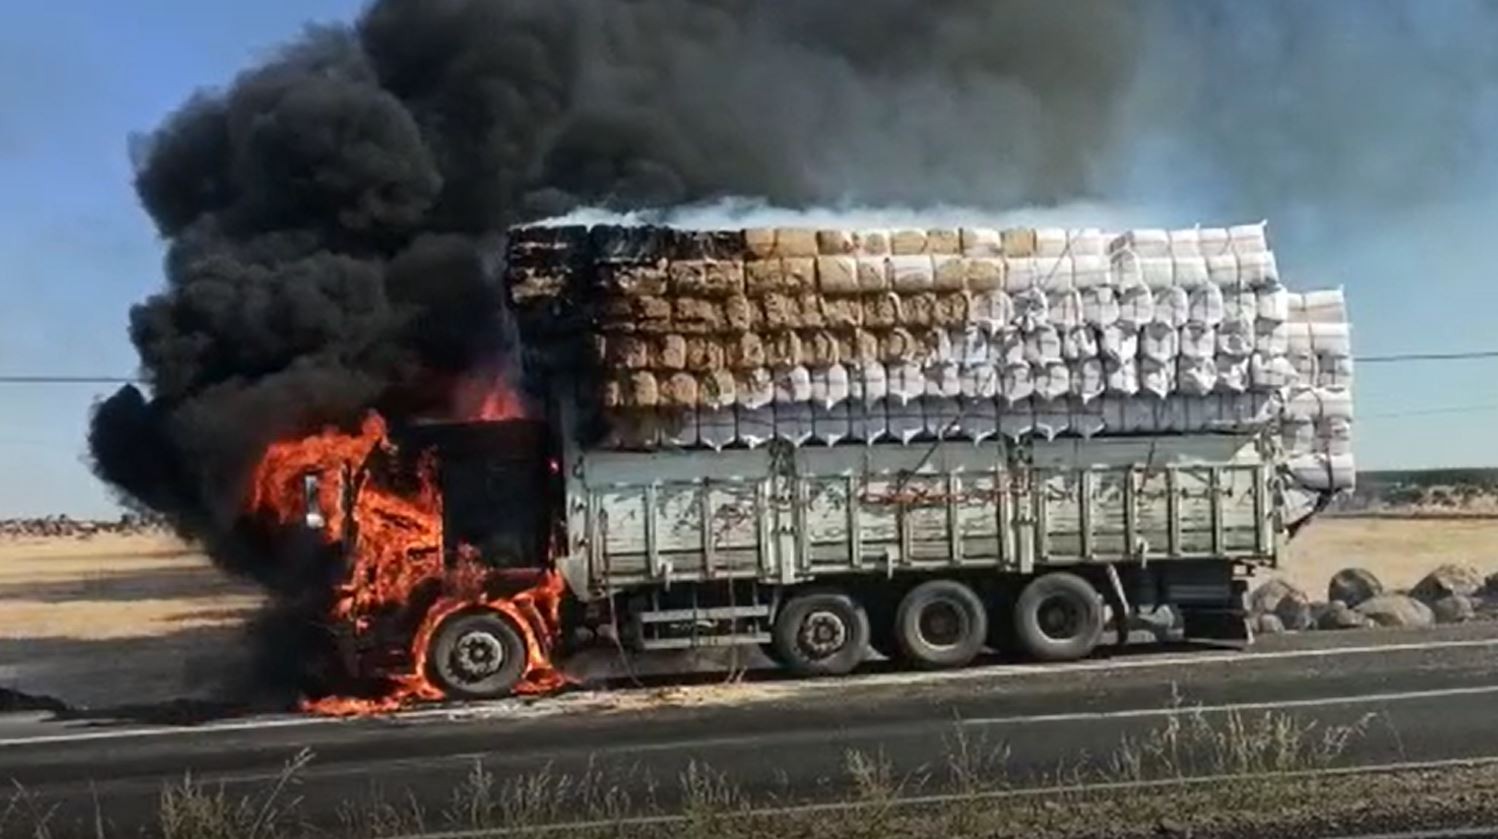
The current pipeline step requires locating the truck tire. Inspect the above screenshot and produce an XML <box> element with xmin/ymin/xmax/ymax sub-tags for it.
<box><xmin>894</xmin><ymin>580</ymin><xmax>988</xmax><ymax>669</ymax></box>
<box><xmin>427</xmin><ymin>611</ymin><xmax>528</xmax><ymax>700</ymax></box>
<box><xmin>1013</xmin><ymin>572</ymin><xmax>1104</xmax><ymax>662</ymax></box>
<box><xmin>771</xmin><ymin>591</ymin><xmax>870</xmax><ymax>677</ymax></box>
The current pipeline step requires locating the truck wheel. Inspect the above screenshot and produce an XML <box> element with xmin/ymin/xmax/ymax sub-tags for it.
<box><xmin>895</xmin><ymin>580</ymin><xmax>988</xmax><ymax>669</ymax></box>
<box><xmin>1013</xmin><ymin>572</ymin><xmax>1104</xmax><ymax>662</ymax></box>
<box><xmin>771</xmin><ymin>591</ymin><xmax>870</xmax><ymax>677</ymax></box>
<box><xmin>427</xmin><ymin>611</ymin><xmax>528</xmax><ymax>700</ymax></box>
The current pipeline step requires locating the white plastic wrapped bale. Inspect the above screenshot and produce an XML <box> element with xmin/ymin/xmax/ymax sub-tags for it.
<box><xmin>1140</xmin><ymin>321</ymin><xmax>1180</xmax><ymax>362</ymax></box>
<box><xmin>999</xmin><ymin>398</ymin><xmax>1036</xmax><ymax>439</ymax></box>
<box><xmin>1250</xmin><ymin>353</ymin><xmax>1299</xmax><ymax>391</ymax></box>
<box><xmin>1048</xmin><ymin>289</ymin><xmax>1084</xmax><ymax>328</ymax></box>
<box><xmin>774</xmin><ymin>366</ymin><xmax>812</xmax><ymax>404</ymax></box>
<box><xmin>661</xmin><ymin>408</ymin><xmax>699</xmax><ymax>448</ymax></box>
<box><xmin>1117</xmin><ymin>286</ymin><xmax>1155</xmax><ymax>326</ymax></box>
<box><xmin>1005</xmin><ymin>257</ymin><xmax>1043</xmax><ymax>292</ymax></box>
<box><xmin>1024</xmin><ymin>325</ymin><xmax>1064</xmax><ymax>365</ymax></box>
<box><xmin>1070</xmin><ymin>396</ymin><xmax>1106</xmax><ymax>437</ymax></box>
<box><xmin>926</xmin><ymin>363</ymin><xmax>961</xmax><ymax>399</ymax></box>
<box><xmin>1286</xmin><ymin>454</ymin><xmax>1356</xmax><ymax>492</ymax></box>
<box><xmin>1180</xmin><ymin>323</ymin><xmax>1216</xmax><ymax>359</ymax></box>
<box><xmin>737</xmin><ymin>406</ymin><xmax>774</xmax><ymax>448</ymax></box>
<box><xmin>1012</xmin><ymin>288</ymin><xmax>1048</xmax><ymax>327</ymax></box>
<box><xmin>699</xmin><ymin>408</ymin><xmax>737</xmax><ymax>451</ymax></box>
<box><xmin>889</xmin><ymin>255</ymin><xmax>935</xmax><ymax>292</ymax></box>
<box><xmin>811</xmin><ymin>401</ymin><xmax>850</xmax><ymax>446</ymax></box>
<box><xmin>924</xmin><ymin>397</ymin><xmax>962</xmax><ymax>439</ymax></box>
<box><xmin>1033</xmin><ymin>398</ymin><xmax>1071</xmax><ymax>440</ymax></box>
<box><xmin>888</xmin><ymin>399</ymin><xmax>925</xmax><ymax>443</ymax></box>
<box><xmin>1255</xmin><ymin>320</ymin><xmax>1290</xmax><ymax>356</ymax></box>
<box><xmin>1082</xmin><ymin>287</ymin><xmax>1120</xmax><ymax>326</ymax></box>
<box><xmin>1061</xmin><ymin>325</ymin><xmax>1098</xmax><ymax>360</ymax></box>
<box><xmin>960</xmin><ymin>227</ymin><xmax>1002</xmax><ymax>256</ymax></box>
<box><xmin>1153</xmin><ymin>286</ymin><xmax>1190</xmax><ymax>327</ymax></box>
<box><xmin>1001</xmin><ymin>363</ymin><xmax>1036</xmax><ymax>404</ymax></box>
<box><xmin>960</xmin><ymin>362</ymin><xmax>1000</xmax><ymax>399</ymax></box>
<box><xmin>1258</xmin><ymin>286</ymin><xmax>1290</xmax><ymax>323</ymax></box>
<box><xmin>1072</xmin><ymin>254</ymin><xmax>1112</xmax><ymax>289</ymax></box>
<box><xmin>775</xmin><ymin>403</ymin><xmax>813</xmax><ymax>445</ymax></box>
<box><xmin>1140</xmin><ymin>357</ymin><xmax>1177</xmax><ymax>398</ymax></box>
<box><xmin>810</xmin><ymin>364</ymin><xmax>851</xmax><ymax>408</ymax></box>
<box><xmin>970</xmin><ymin>290</ymin><xmax>1013</xmax><ymax>333</ymax></box>
<box><xmin>1099</xmin><ymin>324</ymin><xmax>1139</xmax><ymax>361</ymax></box>
<box><xmin>1318</xmin><ymin>353</ymin><xmax>1354</xmax><ymax>389</ymax></box>
<box><xmin>1188</xmin><ymin>284</ymin><xmax>1226</xmax><ymax>325</ymax></box>
<box><xmin>1223</xmin><ymin>286</ymin><xmax>1257</xmax><ymax>324</ymax></box>
<box><xmin>1070</xmin><ymin>358</ymin><xmax>1106</xmax><ymax>402</ymax></box>
<box><xmin>1101</xmin><ymin>395</ymin><xmax>1160</xmax><ymax>434</ymax></box>
<box><xmin>957</xmin><ymin>398</ymin><xmax>999</xmax><ymax>442</ymax></box>
<box><xmin>1216</xmin><ymin>319</ymin><xmax>1255</xmax><ymax>357</ymax></box>
<box><xmin>1178</xmin><ymin>357</ymin><xmax>1218</xmax><ymax>395</ymax></box>
<box><xmin>848</xmin><ymin>401</ymin><xmax>888</xmax><ymax>443</ymax></box>
<box><xmin>1292</xmin><ymin>288</ymin><xmax>1348</xmax><ymax>323</ymax></box>
<box><xmin>1105</xmin><ymin>358</ymin><xmax>1140</xmax><ymax>395</ymax></box>
<box><xmin>888</xmin><ymin>362</ymin><xmax>926</xmax><ymax>404</ymax></box>
<box><xmin>1215</xmin><ymin>354</ymin><xmax>1250</xmax><ymax>393</ymax></box>
<box><xmin>1035</xmin><ymin>361</ymin><xmax>1071</xmax><ymax>401</ymax></box>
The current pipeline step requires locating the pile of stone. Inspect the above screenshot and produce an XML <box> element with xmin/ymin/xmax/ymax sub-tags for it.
<box><xmin>1249</xmin><ymin>563</ymin><xmax>1498</xmax><ymax>634</ymax></box>
<box><xmin>0</xmin><ymin>514</ymin><xmax>170</xmax><ymax>540</ymax></box>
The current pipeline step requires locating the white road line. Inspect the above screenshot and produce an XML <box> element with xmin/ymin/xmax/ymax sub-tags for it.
<box><xmin>3</xmin><ymin>634</ymin><xmax>1496</xmax><ymax>747</ymax></box>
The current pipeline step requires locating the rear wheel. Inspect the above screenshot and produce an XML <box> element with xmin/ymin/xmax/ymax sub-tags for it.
<box><xmin>1013</xmin><ymin>572</ymin><xmax>1104</xmax><ymax>662</ymax></box>
<box><xmin>894</xmin><ymin>580</ymin><xmax>988</xmax><ymax>669</ymax></box>
<box><xmin>427</xmin><ymin>611</ymin><xmax>528</xmax><ymax>700</ymax></box>
<box><xmin>771</xmin><ymin>590</ymin><xmax>870</xmax><ymax>677</ymax></box>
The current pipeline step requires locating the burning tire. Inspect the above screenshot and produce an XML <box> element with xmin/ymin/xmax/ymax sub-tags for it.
<box><xmin>894</xmin><ymin>580</ymin><xmax>988</xmax><ymax>669</ymax></box>
<box><xmin>427</xmin><ymin>611</ymin><xmax>527</xmax><ymax>700</ymax></box>
<box><xmin>1013</xmin><ymin>572</ymin><xmax>1104</xmax><ymax>662</ymax></box>
<box><xmin>771</xmin><ymin>590</ymin><xmax>869</xmax><ymax>677</ymax></box>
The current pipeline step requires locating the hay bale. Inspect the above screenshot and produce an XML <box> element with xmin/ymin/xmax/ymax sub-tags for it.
<box><xmin>1002</xmin><ymin>228</ymin><xmax>1038</xmax><ymax>257</ymax></box>
<box><xmin>823</xmin><ymin>297</ymin><xmax>863</xmax><ymax>329</ymax></box>
<box><xmin>805</xmin><ymin>331</ymin><xmax>841</xmax><ymax>366</ymax></box>
<box><xmin>965</xmin><ymin>257</ymin><xmax>1006</xmax><ymax>292</ymax></box>
<box><xmin>891</xmin><ymin>229</ymin><xmax>928</xmax><ymax>255</ymax></box>
<box><xmin>702</xmin><ymin>260</ymin><xmax>746</xmax><ymax>297</ymax></box>
<box><xmin>762</xmin><ymin>293</ymin><xmax>797</xmax><ymax>330</ymax></box>
<box><xmin>673</xmin><ymin>297</ymin><xmax>723</xmax><ymax>333</ymax></box>
<box><xmin>627</xmin><ymin>371</ymin><xmax>660</xmax><ymax>407</ymax></box>
<box><xmin>890</xmin><ymin>255</ymin><xmax>935</xmax><ymax>292</ymax></box>
<box><xmin>728</xmin><ymin>333</ymin><xmax>767</xmax><ymax>369</ymax></box>
<box><xmin>817</xmin><ymin>255</ymin><xmax>860</xmax><ymax>295</ymax></box>
<box><xmin>685</xmin><ymin>336</ymin><xmax>727</xmax><ymax>371</ymax></box>
<box><xmin>601</xmin><ymin>261</ymin><xmax>669</xmax><ymax>296</ymax></box>
<box><xmin>766</xmin><ymin>331</ymin><xmax>804</xmax><ymax>368</ymax></box>
<box><xmin>881</xmin><ymin>328</ymin><xmax>920</xmax><ymax>363</ymax></box>
<box><xmin>744</xmin><ymin>228</ymin><xmax>776</xmax><ymax>259</ymax></box>
<box><xmin>745</xmin><ymin>259</ymin><xmax>784</xmax><ymax>296</ymax></box>
<box><xmin>849</xmin><ymin>329</ymin><xmax>881</xmax><ymax>363</ymax></box>
<box><xmin>635</xmin><ymin>295</ymin><xmax>673</xmax><ymax>321</ymax></box>
<box><xmin>796</xmin><ymin>292</ymin><xmax>827</xmax><ymax>329</ymax></box>
<box><xmin>605</xmin><ymin>335</ymin><xmax>652</xmax><ymax>369</ymax></box>
<box><xmin>933</xmin><ymin>255</ymin><xmax>966</xmax><ymax>291</ymax></box>
<box><xmin>723</xmin><ymin>295</ymin><xmax>762</xmax><ymax>332</ymax></box>
<box><xmin>857</xmin><ymin>256</ymin><xmax>891</xmax><ymax>292</ymax></box>
<box><xmin>782</xmin><ymin>257</ymin><xmax>816</xmax><ymax>292</ymax></box>
<box><xmin>961</xmin><ymin>227</ymin><xmax>1003</xmax><ymax>256</ymax></box>
<box><xmin>862</xmin><ymin>292</ymin><xmax>902</xmax><ymax>328</ymax></box>
<box><xmin>737</xmin><ymin>368</ymin><xmax>774</xmax><ymax>408</ymax></box>
<box><xmin>934</xmin><ymin>292</ymin><xmax>970</xmax><ymax>327</ymax></box>
<box><xmin>668</xmin><ymin>261</ymin><xmax>708</xmax><ymax>296</ymax></box>
<box><xmin>660</xmin><ymin>371</ymin><xmax>700</xmax><ymax>407</ymax></box>
<box><xmin>901</xmin><ymin>292</ymin><xmax>937</xmax><ymax>327</ymax></box>
<box><xmin>774</xmin><ymin>228</ymin><xmax>819</xmax><ymax>257</ymax></box>
<box><xmin>655</xmin><ymin>334</ymin><xmax>688</xmax><ymax>370</ymax></box>
<box><xmin>599</xmin><ymin>295</ymin><xmax>635</xmax><ymax>330</ymax></box>
<box><xmin>854</xmin><ymin>230</ymin><xmax>892</xmax><ymax>256</ymax></box>
<box><xmin>927</xmin><ymin>228</ymin><xmax>961</xmax><ymax>255</ymax></box>
<box><xmin>699</xmin><ymin>370</ymin><xmax>737</xmax><ymax>408</ymax></box>
<box><xmin>817</xmin><ymin>229</ymin><xmax>856</xmax><ymax>255</ymax></box>
<box><xmin>920</xmin><ymin>328</ymin><xmax>953</xmax><ymax>361</ymax></box>
<box><xmin>601</xmin><ymin>377</ymin><xmax>626</xmax><ymax>409</ymax></box>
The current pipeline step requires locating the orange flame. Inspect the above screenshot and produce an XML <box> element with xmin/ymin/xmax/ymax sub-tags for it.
<box><xmin>451</xmin><ymin>369</ymin><xmax>529</xmax><ymax>422</ymax></box>
<box><xmin>247</xmin><ymin>411</ymin><xmax>567</xmax><ymax>715</ymax></box>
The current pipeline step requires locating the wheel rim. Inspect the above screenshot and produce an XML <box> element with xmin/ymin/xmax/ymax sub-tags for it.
<box><xmin>798</xmin><ymin>609</ymin><xmax>849</xmax><ymax>659</ymax></box>
<box><xmin>917</xmin><ymin>600</ymin><xmax>965</xmax><ymax>649</ymax></box>
<box><xmin>1036</xmin><ymin>595</ymin><xmax>1084</xmax><ymax>641</ymax></box>
<box><xmin>445</xmin><ymin>628</ymin><xmax>507</xmax><ymax>684</ymax></box>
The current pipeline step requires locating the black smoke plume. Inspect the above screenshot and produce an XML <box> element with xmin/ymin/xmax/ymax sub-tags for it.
<box><xmin>92</xmin><ymin>0</ymin><xmax>1498</xmax><ymax>638</ymax></box>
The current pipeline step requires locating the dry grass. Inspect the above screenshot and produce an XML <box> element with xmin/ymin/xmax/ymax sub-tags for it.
<box><xmin>1280</xmin><ymin>516</ymin><xmax>1498</xmax><ymax>596</ymax></box>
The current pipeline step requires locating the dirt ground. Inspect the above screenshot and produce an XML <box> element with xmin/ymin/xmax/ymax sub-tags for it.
<box><xmin>1</xmin><ymin>517</ymin><xmax>1495</xmax><ymax>711</ymax></box>
<box><xmin>1279</xmin><ymin>515</ymin><xmax>1498</xmax><ymax>598</ymax></box>
<box><xmin>0</xmin><ymin>534</ymin><xmax>262</xmax><ymax>710</ymax></box>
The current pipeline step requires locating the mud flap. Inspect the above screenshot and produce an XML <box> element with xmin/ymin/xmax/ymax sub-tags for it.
<box><xmin>1180</xmin><ymin>608</ymin><xmax>1252</xmax><ymax>642</ymax></box>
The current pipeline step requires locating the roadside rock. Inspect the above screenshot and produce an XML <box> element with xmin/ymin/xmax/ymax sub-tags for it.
<box><xmin>1355</xmin><ymin>594</ymin><xmax>1435</xmax><ymax>629</ymax></box>
<box><xmin>1328</xmin><ymin>568</ymin><xmax>1382</xmax><ymax>608</ymax></box>
<box><xmin>1410</xmin><ymin>563</ymin><xmax>1485</xmax><ymax>604</ymax></box>
<box><xmin>1250</xmin><ymin>578</ymin><xmax>1313</xmax><ymax>631</ymax></box>
<box><xmin>1254</xmin><ymin>612</ymin><xmax>1286</xmax><ymax>635</ymax></box>
<box><xmin>1432</xmin><ymin>594</ymin><xmax>1476</xmax><ymax>624</ymax></box>
<box><xmin>1318</xmin><ymin>600</ymin><xmax>1372</xmax><ymax>630</ymax></box>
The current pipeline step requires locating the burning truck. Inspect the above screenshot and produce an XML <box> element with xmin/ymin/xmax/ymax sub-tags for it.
<box><xmin>253</xmin><ymin>220</ymin><xmax>1353</xmax><ymax>707</ymax></box>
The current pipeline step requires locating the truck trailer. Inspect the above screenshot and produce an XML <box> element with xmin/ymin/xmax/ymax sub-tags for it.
<box><xmin>307</xmin><ymin>221</ymin><xmax>1352</xmax><ymax>700</ymax></box>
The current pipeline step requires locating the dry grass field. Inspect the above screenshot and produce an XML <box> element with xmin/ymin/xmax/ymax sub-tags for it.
<box><xmin>0</xmin><ymin>515</ymin><xmax>1494</xmax><ymax>711</ymax></box>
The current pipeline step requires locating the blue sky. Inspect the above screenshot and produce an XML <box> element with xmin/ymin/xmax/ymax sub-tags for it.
<box><xmin>2</xmin><ymin>2</ymin><xmax>1497</xmax><ymax>517</ymax></box>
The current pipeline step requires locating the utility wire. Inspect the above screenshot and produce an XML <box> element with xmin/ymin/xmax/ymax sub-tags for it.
<box><xmin>1355</xmin><ymin>350</ymin><xmax>1498</xmax><ymax>363</ymax></box>
<box><xmin>1362</xmin><ymin>402</ymin><xmax>1498</xmax><ymax>420</ymax></box>
<box><xmin>0</xmin><ymin>376</ymin><xmax>142</xmax><ymax>384</ymax></box>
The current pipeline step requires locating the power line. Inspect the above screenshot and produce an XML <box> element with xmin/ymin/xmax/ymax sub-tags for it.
<box><xmin>1356</xmin><ymin>350</ymin><xmax>1498</xmax><ymax>363</ymax></box>
<box><xmin>0</xmin><ymin>376</ymin><xmax>142</xmax><ymax>384</ymax></box>
<box><xmin>1362</xmin><ymin>402</ymin><xmax>1498</xmax><ymax>420</ymax></box>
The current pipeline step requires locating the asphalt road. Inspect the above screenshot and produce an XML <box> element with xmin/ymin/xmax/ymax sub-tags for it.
<box><xmin>5</xmin><ymin>623</ymin><xmax>1498</xmax><ymax>836</ymax></box>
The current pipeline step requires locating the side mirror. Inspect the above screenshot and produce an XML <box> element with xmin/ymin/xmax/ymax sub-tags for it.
<box><xmin>302</xmin><ymin>473</ymin><xmax>326</xmax><ymax>530</ymax></box>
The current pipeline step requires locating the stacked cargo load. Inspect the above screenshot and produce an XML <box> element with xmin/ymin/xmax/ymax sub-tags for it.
<box><xmin>504</xmin><ymin>221</ymin><xmax>1353</xmax><ymax>511</ymax></box>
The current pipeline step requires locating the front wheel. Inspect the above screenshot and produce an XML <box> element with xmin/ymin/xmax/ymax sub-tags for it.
<box><xmin>427</xmin><ymin>611</ymin><xmax>528</xmax><ymax>700</ymax></box>
<box><xmin>771</xmin><ymin>590</ymin><xmax>870</xmax><ymax>677</ymax></box>
<box><xmin>1013</xmin><ymin>572</ymin><xmax>1104</xmax><ymax>662</ymax></box>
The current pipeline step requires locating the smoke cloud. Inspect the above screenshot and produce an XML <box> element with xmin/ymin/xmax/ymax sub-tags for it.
<box><xmin>93</xmin><ymin>0</ymin><xmax>1498</xmax><ymax>595</ymax></box>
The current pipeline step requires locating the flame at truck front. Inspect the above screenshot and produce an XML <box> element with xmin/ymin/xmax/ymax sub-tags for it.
<box><xmin>247</xmin><ymin>406</ymin><xmax>567</xmax><ymax>716</ymax></box>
